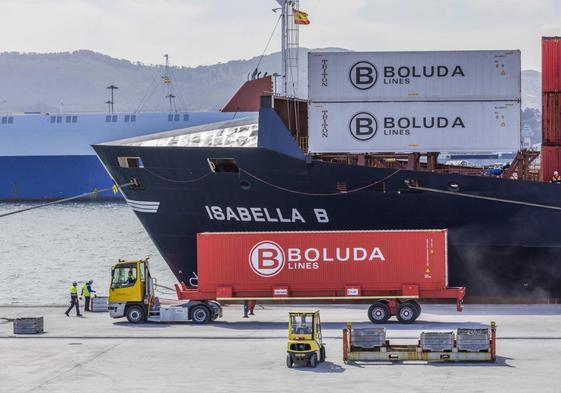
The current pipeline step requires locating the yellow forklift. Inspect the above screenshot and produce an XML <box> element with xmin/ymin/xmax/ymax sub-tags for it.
<box><xmin>108</xmin><ymin>258</ymin><xmax>221</xmax><ymax>324</ymax></box>
<box><xmin>286</xmin><ymin>310</ymin><xmax>326</xmax><ymax>368</ymax></box>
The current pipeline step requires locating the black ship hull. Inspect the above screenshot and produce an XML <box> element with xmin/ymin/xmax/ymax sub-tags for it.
<box><xmin>94</xmin><ymin>142</ymin><xmax>561</xmax><ymax>300</ymax></box>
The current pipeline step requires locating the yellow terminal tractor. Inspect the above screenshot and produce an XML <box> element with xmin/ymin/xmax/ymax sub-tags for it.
<box><xmin>108</xmin><ymin>259</ymin><xmax>221</xmax><ymax>324</ymax></box>
<box><xmin>286</xmin><ymin>310</ymin><xmax>326</xmax><ymax>368</ymax></box>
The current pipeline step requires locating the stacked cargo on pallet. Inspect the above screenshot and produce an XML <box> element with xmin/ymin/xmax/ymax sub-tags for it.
<box><xmin>541</xmin><ymin>37</ymin><xmax>561</xmax><ymax>181</ymax></box>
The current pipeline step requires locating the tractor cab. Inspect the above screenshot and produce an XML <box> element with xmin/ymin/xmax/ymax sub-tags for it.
<box><xmin>108</xmin><ymin>258</ymin><xmax>156</xmax><ymax>323</ymax></box>
<box><xmin>286</xmin><ymin>310</ymin><xmax>326</xmax><ymax>368</ymax></box>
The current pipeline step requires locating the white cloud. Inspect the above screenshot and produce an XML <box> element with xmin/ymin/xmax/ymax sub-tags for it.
<box><xmin>0</xmin><ymin>0</ymin><xmax>559</xmax><ymax>70</ymax></box>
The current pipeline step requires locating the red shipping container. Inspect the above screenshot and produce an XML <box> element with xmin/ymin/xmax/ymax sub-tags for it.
<box><xmin>542</xmin><ymin>37</ymin><xmax>561</xmax><ymax>92</ymax></box>
<box><xmin>542</xmin><ymin>93</ymin><xmax>561</xmax><ymax>145</ymax></box>
<box><xmin>540</xmin><ymin>145</ymin><xmax>561</xmax><ymax>181</ymax></box>
<box><xmin>196</xmin><ymin>230</ymin><xmax>448</xmax><ymax>298</ymax></box>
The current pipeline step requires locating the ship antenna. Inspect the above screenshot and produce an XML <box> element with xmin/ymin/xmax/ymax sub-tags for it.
<box><xmin>106</xmin><ymin>85</ymin><xmax>118</xmax><ymax>113</ymax></box>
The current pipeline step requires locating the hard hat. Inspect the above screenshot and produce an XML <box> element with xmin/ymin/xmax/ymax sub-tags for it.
<box><xmin>555</xmin><ymin>171</ymin><xmax>559</xmax><ymax>176</ymax></box>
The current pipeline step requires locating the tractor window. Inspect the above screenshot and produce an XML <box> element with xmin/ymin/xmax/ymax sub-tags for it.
<box><xmin>290</xmin><ymin>315</ymin><xmax>314</xmax><ymax>335</ymax></box>
<box><xmin>111</xmin><ymin>265</ymin><xmax>138</xmax><ymax>288</ymax></box>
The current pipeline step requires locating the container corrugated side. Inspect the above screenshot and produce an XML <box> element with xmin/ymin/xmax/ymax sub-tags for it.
<box><xmin>542</xmin><ymin>93</ymin><xmax>561</xmax><ymax>145</ymax></box>
<box><xmin>308</xmin><ymin>101</ymin><xmax>520</xmax><ymax>154</ymax></box>
<box><xmin>542</xmin><ymin>37</ymin><xmax>561</xmax><ymax>93</ymax></box>
<box><xmin>196</xmin><ymin>230</ymin><xmax>447</xmax><ymax>296</ymax></box>
<box><xmin>308</xmin><ymin>50</ymin><xmax>521</xmax><ymax>101</ymax></box>
<box><xmin>540</xmin><ymin>145</ymin><xmax>561</xmax><ymax>181</ymax></box>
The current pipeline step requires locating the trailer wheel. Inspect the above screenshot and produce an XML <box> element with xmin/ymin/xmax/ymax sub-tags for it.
<box><xmin>126</xmin><ymin>305</ymin><xmax>146</xmax><ymax>324</ymax></box>
<box><xmin>309</xmin><ymin>353</ymin><xmax>318</xmax><ymax>368</ymax></box>
<box><xmin>368</xmin><ymin>302</ymin><xmax>390</xmax><ymax>324</ymax></box>
<box><xmin>191</xmin><ymin>305</ymin><xmax>211</xmax><ymax>324</ymax></box>
<box><xmin>408</xmin><ymin>300</ymin><xmax>422</xmax><ymax>320</ymax></box>
<box><xmin>396</xmin><ymin>302</ymin><xmax>417</xmax><ymax>324</ymax></box>
<box><xmin>286</xmin><ymin>354</ymin><xmax>293</xmax><ymax>368</ymax></box>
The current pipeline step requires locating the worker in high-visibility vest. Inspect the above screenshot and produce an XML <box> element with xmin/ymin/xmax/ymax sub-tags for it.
<box><xmin>65</xmin><ymin>282</ymin><xmax>82</xmax><ymax>317</ymax></box>
<box><xmin>81</xmin><ymin>280</ymin><xmax>96</xmax><ymax>312</ymax></box>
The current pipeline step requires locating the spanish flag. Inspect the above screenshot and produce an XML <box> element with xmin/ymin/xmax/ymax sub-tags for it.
<box><xmin>293</xmin><ymin>9</ymin><xmax>310</xmax><ymax>25</ymax></box>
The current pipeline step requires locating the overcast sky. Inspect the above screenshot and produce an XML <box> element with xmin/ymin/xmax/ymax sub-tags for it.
<box><xmin>2</xmin><ymin>0</ymin><xmax>560</xmax><ymax>70</ymax></box>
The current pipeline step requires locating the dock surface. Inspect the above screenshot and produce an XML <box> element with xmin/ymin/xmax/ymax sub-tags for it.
<box><xmin>1</xmin><ymin>304</ymin><xmax>560</xmax><ymax>392</ymax></box>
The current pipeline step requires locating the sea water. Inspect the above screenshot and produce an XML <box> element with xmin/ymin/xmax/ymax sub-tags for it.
<box><xmin>0</xmin><ymin>202</ymin><xmax>176</xmax><ymax>305</ymax></box>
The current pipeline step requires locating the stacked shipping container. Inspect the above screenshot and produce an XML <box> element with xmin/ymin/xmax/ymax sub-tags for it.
<box><xmin>541</xmin><ymin>37</ymin><xmax>561</xmax><ymax>181</ymax></box>
<box><xmin>307</xmin><ymin>51</ymin><xmax>521</xmax><ymax>154</ymax></box>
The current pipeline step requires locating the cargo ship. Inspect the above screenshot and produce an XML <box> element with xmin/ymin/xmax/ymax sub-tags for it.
<box><xmin>93</xmin><ymin>2</ymin><xmax>561</xmax><ymax>300</ymax></box>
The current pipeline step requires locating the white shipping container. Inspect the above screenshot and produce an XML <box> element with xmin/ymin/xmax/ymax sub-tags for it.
<box><xmin>308</xmin><ymin>101</ymin><xmax>520</xmax><ymax>153</ymax></box>
<box><xmin>308</xmin><ymin>51</ymin><xmax>521</xmax><ymax>101</ymax></box>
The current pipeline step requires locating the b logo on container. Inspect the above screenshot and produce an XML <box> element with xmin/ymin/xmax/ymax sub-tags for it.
<box><xmin>349</xmin><ymin>112</ymin><xmax>377</xmax><ymax>141</ymax></box>
<box><xmin>349</xmin><ymin>61</ymin><xmax>377</xmax><ymax>90</ymax></box>
<box><xmin>249</xmin><ymin>241</ymin><xmax>285</xmax><ymax>277</ymax></box>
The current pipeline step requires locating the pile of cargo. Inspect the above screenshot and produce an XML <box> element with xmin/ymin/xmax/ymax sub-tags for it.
<box><xmin>342</xmin><ymin>322</ymin><xmax>496</xmax><ymax>363</ymax></box>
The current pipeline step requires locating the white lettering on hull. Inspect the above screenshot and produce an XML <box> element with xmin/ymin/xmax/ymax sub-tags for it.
<box><xmin>205</xmin><ymin>206</ymin><xmax>329</xmax><ymax>224</ymax></box>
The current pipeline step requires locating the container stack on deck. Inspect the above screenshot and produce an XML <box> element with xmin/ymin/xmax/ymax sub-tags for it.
<box><xmin>541</xmin><ymin>37</ymin><xmax>561</xmax><ymax>180</ymax></box>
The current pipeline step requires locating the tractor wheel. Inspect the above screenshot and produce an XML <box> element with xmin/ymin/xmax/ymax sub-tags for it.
<box><xmin>368</xmin><ymin>302</ymin><xmax>391</xmax><ymax>324</ymax></box>
<box><xmin>191</xmin><ymin>305</ymin><xmax>211</xmax><ymax>324</ymax></box>
<box><xmin>126</xmin><ymin>305</ymin><xmax>146</xmax><ymax>324</ymax></box>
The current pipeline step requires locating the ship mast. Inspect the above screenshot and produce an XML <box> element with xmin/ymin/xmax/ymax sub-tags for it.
<box><xmin>163</xmin><ymin>54</ymin><xmax>176</xmax><ymax>113</ymax></box>
<box><xmin>278</xmin><ymin>0</ymin><xmax>299</xmax><ymax>97</ymax></box>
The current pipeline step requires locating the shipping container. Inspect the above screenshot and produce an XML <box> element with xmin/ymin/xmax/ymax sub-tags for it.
<box><xmin>542</xmin><ymin>37</ymin><xmax>561</xmax><ymax>92</ymax></box>
<box><xmin>308</xmin><ymin>50</ymin><xmax>521</xmax><ymax>102</ymax></box>
<box><xmin>540</xmin><ymin>145</ymin><xmax>561</xmax><ymax>181</ymax></box>
<box><xmin>173</xmin><ymin>230</ymin><xmax>465</xmax><ymax>323</ymax></box>
<box><xmin>542</xmin><ymin>93</ymin><xmax>561</xmax><ymax>145</ymax></box>
<box><xmin>196</xmin><ymin>230</ymin><xmax>447</xmax><ymax>294</ymax></box>
<box><xmin>308</xmin><ymin>101</ymin><xmax>520</xmax><ymax>153</ymax></box>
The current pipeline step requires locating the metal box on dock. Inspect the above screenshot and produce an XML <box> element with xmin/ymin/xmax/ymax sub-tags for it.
<box><xmin>159</xmin><ymin>305</ymin><xmax>190</xmax><ymax>322</ymax></box>
<box><xmin>351</xmin><ymin>327</ymin><xmax>386</xmax><ymax>348</ymax></box>
<box><xmin>420</xmin><ymin>332</ymin><xmax>454</xmax><ymax>352</ymax></box>
<box><xmin>457</xmin><ymin>328</ymin><xmax>490</xmax><ymax>352</ymax></box>
<box><xmin>90</xmin><ymin>296</ymin><xmax>108</xmax><ymax>312</ymax></box>
<box><xmin>13</xmin><ymin>317</ymin><xmax>44</xmax><ymax>334</ymax></box>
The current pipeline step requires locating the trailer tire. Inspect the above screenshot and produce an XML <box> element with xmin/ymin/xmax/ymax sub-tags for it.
<box><xmin>396</xmin><ymin>302</ymin><xmax>417</xmax><ymax>324</ymax></box>
<box><xmin>286</xmin><ymin>354</ymin><xmax>293</xmax><ymax>368</ymax></box>
<box><xmin>191</xmin><ymin>305</ymin><xmax>211</xmax><ymax>324</ymax></box>
<box><xmin>309</xmin><ymin>353</ymin><xmax>318</xmax><ymax>368</ymax></box>
<box><xmin>368</xmin><ymin>302</ymin><xmax>391</xmax><ymax>324</ymax></box>
<box><xmin>408</xmin><ymin>300</ymin><xmax>422</xmax><ymax>320</ymax></box>
<box><xmin>126</xmin><ymin>305</ymin><xmax>146</xmax><ymax>324</ymax></box>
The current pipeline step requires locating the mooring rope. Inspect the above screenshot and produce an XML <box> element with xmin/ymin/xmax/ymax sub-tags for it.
<box><xmin>143</xmin><ymin>168</ymin><xmax>213</xmax><ymax>184</ymax></box>
<box><xmin>0</xmin><ymin>182</ymin><xmax>134</xmax><ymax>219</ymax></box>
<box><xmin>408</xmin><ymin>184</ymin><xmax>561</xmax><ymax>211</ymax></box>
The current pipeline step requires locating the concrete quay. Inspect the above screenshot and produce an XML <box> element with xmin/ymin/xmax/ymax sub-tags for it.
<box><xmin>1</xmin><ymin>304</ymin><xmax>560</xmax><ymax>393</ymax></box>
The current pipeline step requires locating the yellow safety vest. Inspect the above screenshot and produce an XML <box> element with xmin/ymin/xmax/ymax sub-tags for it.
<box><xmin>82</xmin><ymin>283</ymin><xmax>90</xmax><ymax>297</ymax></box>
<box><xmin>70</xmin><ymin>286</ymin><xmax>78</xmax><ymax>296</ymax></box>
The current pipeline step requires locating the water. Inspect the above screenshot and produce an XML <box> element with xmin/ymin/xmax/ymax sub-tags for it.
<box><xmin>0</xmin><ymin>202</ymin><xmax>176</xmax><ymax>305</ymax></box>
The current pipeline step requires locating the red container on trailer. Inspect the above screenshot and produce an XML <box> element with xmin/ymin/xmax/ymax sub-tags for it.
<box><xmin>195</xmin><ymin>230</ymin><xmax>449</xmax><ymax>298</ymax></box>
<box><xmin>542</xmin><ymin>93</ymin><xmax>561</xmax><ymax>145</ymax></box>
<box><xmin>540</xmin><ymin>145</ymin><xmax>561</xmax><ymax>181</ymax></box>
<box><xmin>542</xmin><ymin>37</ymin><xmax>561</xmax><ymax>92</ymax></box>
